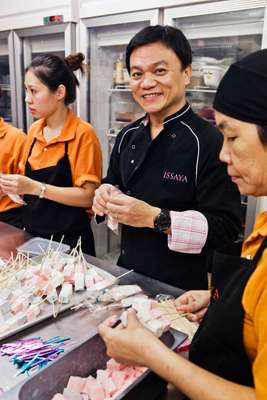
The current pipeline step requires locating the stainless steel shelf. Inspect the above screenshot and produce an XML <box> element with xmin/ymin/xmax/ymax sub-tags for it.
<box><xmin>186</xmin><ymin>87</ymin><xmax>216</xmax><ymax>93</ymax></box>
<box><xmin>110</xmin><ymin>86</ymin><xmax>217</xmax><ymax>93</ymax></box>
<box><xmin>110</xmin><ymin>86</ymin><xmax>216</xmax><ymax>94</ymax></box>
<box><xmin>109</xmin><ymin>85</ymin><xmax>131</xmax><ymax>92</ymax></box>
<box><xmin>0</xmin><ymin>84</ymin><xmax>11</xmax><ymax>92</ymax></box>
<box><xmin>107</xmin><ymin>132</ymin><xmax>118</xmax><ymax>137</ymax></box>
<box><xmin>107</xmin><ymin>127</ymin><xmax>120</xmax><ymax>137</ymax></box>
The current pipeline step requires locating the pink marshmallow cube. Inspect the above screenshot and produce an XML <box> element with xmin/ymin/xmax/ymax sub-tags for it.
<box><xmin>96</xmin><ymin>369</ymin><xmax>110</xmax><ymax>384</ymax></box>
<box><xmin>67</xmin><ymin>376</ymin><xmax>87</xmax><ymax>394</ymax></box>
<box><xmin>106</xmin><ymin>359</ymin><xmax>126</xmax><ymax>372</ymax></box>
<box><xmin>51</xmin><ymin>394</ymin><xmax>67</xmax><ymax>400</ymax></box>
<box><xmin>84</xmin><ymin>381</ymin><xmax>105</xmax><ymax>400</ymax></box>
<box><xmin>111</xmin><ymin>371</ymin><xmax>126</xmax><ymax>390</ymax></box>
<box><xmin>102</xmin><ymin>377</ymin><xmax>117</xmax><ymax>397</ymax></box>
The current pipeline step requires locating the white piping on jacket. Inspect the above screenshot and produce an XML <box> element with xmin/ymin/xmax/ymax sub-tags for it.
<box><xmin>180</xmin><ymin>120</ymin><xmax>200</xmax><ymax>186</ymax></box>
<box><xmin>118</xmin><ymin>105</ymin><xmax>191</xmax><ymax>154</ymax></box>
<box><xmin>163</xmin><ymin>104</ymin><xmax>191</xmax><ymax>125</ymax></box>
<box><xmin>118</xmin><ymin>125</ymin><xmax>141</xmax><ymax>154</ymax></box>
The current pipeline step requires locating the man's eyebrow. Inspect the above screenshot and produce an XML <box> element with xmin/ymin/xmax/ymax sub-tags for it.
<box><xmin>130</xmin><ymin>60</ymin><xmax>168</xmax><ymax>70</ymax></box>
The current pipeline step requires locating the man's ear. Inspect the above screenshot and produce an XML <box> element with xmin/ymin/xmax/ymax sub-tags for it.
<box><xmin>184</xmin><ymin>64</ymin><xmax>192</xmax><ymax>86</ymax></box>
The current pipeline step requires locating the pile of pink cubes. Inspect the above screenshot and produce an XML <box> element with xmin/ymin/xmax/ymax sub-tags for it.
<box><xmin>52</xmin><ymin>358</ymin><xmax>147</xmax><ymax>400</ymax></box>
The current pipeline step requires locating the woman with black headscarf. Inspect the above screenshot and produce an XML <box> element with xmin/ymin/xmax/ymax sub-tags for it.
<box><xmin>98</xmin><ymin>49</ymin><xmax>267</xmax><ymax>400</ymax></box>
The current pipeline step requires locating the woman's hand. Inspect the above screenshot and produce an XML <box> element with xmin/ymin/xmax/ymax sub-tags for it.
<box><xmin>98</xmin><ymin>309</ymin><xmax>160</xmax><ymax>366</ymax></box>
<box><xmin>0</xmin><ymin>174</ymin><xmax>39</xmax><ymax>196</ymax></box>
<box><xmin>100</xmin><ymin>306</ymin><xmax>256</xmax><ymax>400</ymax></box>
<box><xmin>175</xmin><ymin>290</ymin><xmax>211</xmax><ymax>323</ymax></box>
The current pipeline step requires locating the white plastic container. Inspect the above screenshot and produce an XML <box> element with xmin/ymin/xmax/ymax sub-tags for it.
<box><xmin>202</xmin><ymin>65</ymin><xmax>226</xmax><ymax>88</ymax></box>
<box><xmin>189</xmin><ymin>61</ymin><xmax>204</xmax><ymax>88</ymax></box>
<box><xmin>16</xmin><ymin>237</ymin><xmax>70</xmax><ymax>256</ymax></box>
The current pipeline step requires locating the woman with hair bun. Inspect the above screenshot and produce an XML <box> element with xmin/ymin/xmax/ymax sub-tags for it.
<box><xmin>0</xmin><ymin>53</ymin><xmax>102</xmax><ymax>255</ymax></box>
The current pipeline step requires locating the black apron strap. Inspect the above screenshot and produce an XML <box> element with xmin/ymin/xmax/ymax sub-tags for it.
<box><xmin>27</xmin><ymin>137</ymin><xmax>37</xmax><ymax>160</ymax></box>
<box><xmin>64</xmin><ymin>141</ymin><xmax>68</xmax><ymax>154</ymax></box>
<box><xmin>252</xmin><ymin>237</ymin><xmax>267</xmax><ymax>266</ymax></box>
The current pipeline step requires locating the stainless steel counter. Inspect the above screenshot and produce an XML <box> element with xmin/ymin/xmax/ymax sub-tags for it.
<box><xmin>0</xmin><ymin>222</ymin><xmax>30</xmax><ymax>259</ymax></box>
<box><xmin>0</xmin><ymin>222</ymin><xmax>186</xmax><ymax>399</ymax></box>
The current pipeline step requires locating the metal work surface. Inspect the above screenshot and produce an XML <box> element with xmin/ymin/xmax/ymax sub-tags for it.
<box><xmin>2</xmin><ymin>329</ymin><xmax>187</xmax><ymax>400</ymax></box>
<box><xmin>0</xmin><ymin>222</ymin><xmax>185</xmax><ymax>398</ymax></box>
<box><xmin>0</xmin><ymin>222</ymin><xmax>30</xmax><ymax>259</ymax></box>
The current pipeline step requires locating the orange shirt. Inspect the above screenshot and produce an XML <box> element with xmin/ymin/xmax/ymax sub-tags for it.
<box><xmin>0</xmin><ymin>118</ymin><xmax>26</xmax><ymax>212</ymax></box>
<box><xmin>242</xmin><ymin>212</ymin><xmax>267</xmax><ymax>400</ymax></box>
<box><xmin>20</xmin><ymin>109</ymin><xmax>102</xmax><ymax>203</ymax></box>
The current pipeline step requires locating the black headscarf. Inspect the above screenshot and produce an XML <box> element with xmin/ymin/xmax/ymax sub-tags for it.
<box><xmin>213</xmin><ymin>48</ymin><xmax>267</xmax><ymax>125</ymax></box>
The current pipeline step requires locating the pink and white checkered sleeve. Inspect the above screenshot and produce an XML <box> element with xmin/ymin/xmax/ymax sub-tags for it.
<box><xmin>168</xmin><ymin>210</ymin><xmax>208</xmax><ymax>254</ymax></box>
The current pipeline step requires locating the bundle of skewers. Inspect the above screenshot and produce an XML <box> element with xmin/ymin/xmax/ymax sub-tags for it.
<box><xmin>72</xmin><ymin>280</ymin><xmax>197</xmax><ymax>339</ymax></box>
<box><xmin>156</xmin><ymin>297</ymin><xmax>199</xmax><ymax>340</ymax></box>
<box><xmin>0</xmin><ymin>238</ymin><xmax>117</xmax><ymax>337</ymax></box>
<box><xmin>1</xmin><ymin>336</ymin><xmax>71</xmax><ymax>376</ymax></box>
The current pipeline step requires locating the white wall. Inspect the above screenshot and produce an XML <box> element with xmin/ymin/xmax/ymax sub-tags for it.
<box><xmin>257</xmin><ymin>197</ymin><xmax>267</xmax><ymax>213</ymax></box>
<box><xmin>0</xmin><ymin>0</ymin><xmax>223</xmax><ymax>30</ymax></box>
<box><xmin>79</xmin><ymin>0</ymin><xmax>213</xmax><ymax>18</ymax></box>
<box><xmin>0</xmin><ymin>0</ymin><xmax>79</xmax><ymax>30</ymax></box>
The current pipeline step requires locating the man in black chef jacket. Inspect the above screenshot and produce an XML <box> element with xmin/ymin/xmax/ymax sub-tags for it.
<box><xmin>93</xmin><ymin>25</ymin><xmax>242</xmax><ymax>290</ymax></box>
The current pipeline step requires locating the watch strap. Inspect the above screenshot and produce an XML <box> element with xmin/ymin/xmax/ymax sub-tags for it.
<box><xmin>39</xmin><ymin>183</ymin><xmax>47</xmax><ymax>199</ymax></box>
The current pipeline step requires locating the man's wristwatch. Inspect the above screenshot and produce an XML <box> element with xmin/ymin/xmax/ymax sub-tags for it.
<box><xmin>153</xmin><ymin>209</ymin><xmax>171</xmax><ymax>233</ymax></box>
<box><xmin>39</xmin><ymin>183</ymin><xmax>47</xmax><ymax>199</ymax></box>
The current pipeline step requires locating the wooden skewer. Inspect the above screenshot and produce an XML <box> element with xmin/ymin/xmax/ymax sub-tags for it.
<box><xmin>160</xmin><ymin>312</ymin><xmax>188</xmax><ymax>317</ymax></box>
<box><xmin>71</xmin><ymin>269</ymin><xmax>135</xmax><ymax>311</ymax></box>
<box><xmin>115</xmin><ymin>269</ymin><xmax>134</xmax><ymax>280</ymax></box>
<box><xmin>168</xmin><ymin>313</ymin><xmax>189</xmax><ymax>322</ymax></box>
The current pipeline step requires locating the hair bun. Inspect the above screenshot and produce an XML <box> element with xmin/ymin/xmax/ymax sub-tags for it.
<box><xmin>65</xmin><ymin>52</ymin><xmax>85</xmax><ymax>72</ymax></box>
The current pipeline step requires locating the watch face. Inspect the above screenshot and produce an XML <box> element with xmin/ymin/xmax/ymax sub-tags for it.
<box><xmin>154</xmin><ymin>210</ymin><xmax>171</xmax><ymax>233</ymax></box>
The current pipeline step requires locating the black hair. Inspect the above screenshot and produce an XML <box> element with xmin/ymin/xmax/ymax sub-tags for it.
<box><xmin>257</xmin><ymin>125</ymin><xmax>267</xmax><ymax>146</ymax></box>
<box><xmin>126</xmin><ymin>25</ymin><xmax>192</xmax><ymax>73</ymax></box>
<box><xmin>26</xmin><ymin>53</ymin><xmax>85</xmax><ymax>105</ymax></box>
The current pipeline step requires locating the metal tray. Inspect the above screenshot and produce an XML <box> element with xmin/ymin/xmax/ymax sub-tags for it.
<box><xmin>2</xmin><ymin>328</ymin><xmax>187</xmax><ymax>400</ymax></box>
<box><xmin>0</xmin><ymin>265</ymin><xmax>115</xmax><ymax>342</ymax></box>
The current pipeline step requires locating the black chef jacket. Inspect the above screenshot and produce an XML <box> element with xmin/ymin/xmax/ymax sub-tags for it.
<box><xmin>104</xmin><ymin>103</ymin><xmax>242</xmax><ymax>290</ymax></box>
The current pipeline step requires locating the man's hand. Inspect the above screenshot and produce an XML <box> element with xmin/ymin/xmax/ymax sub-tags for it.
<box><xmin>175</xmin><ymin>290</ymin><xmax>210</xmax><ymax>323</ymax></box>
<box><xmin>0</xmin><ymin>174</ymin><xmax>39</xmax><ymax>196</ymax></box>
<box><xmin>106</xmin><ymin>193</ymin><xmax>160</xmax><ymax>228</ymax></box>
<box><xmin>92</xmin><ymin>184</ymin><xmax>120</xmax><ymax>217</ymax></box>
<box><xmin>98</xmin><ymin>309</ymin><xmax>159</xmax><ymax>366</ymax></box>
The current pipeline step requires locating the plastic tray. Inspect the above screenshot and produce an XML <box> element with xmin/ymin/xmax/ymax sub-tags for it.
<box><xmin>0</xmin><ymin>258</ymin><xmax>6</xmax><ymax>268</ymax></box>
<box><xmin>16</xmin><ymin>237</ymin><xmax>70</xmax><ymax>255</ymax></box>
<box><xmin>2</xmin><ymin>328</ymin><xmax>187</xmax><ymax>400</ymax></box>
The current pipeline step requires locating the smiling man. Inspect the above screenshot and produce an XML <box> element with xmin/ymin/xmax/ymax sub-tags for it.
<box><xmin>93</xmin><ymin>25</ymin><xmax>242</xmax><ymax>290</ymax></box>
